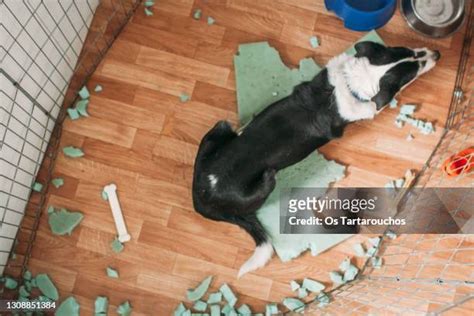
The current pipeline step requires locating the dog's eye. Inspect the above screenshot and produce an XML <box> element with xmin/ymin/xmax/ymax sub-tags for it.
<box><xmin>415</xmin><ymin>51</ymin><xmax>427</xmax><ymax>58</ymax></box>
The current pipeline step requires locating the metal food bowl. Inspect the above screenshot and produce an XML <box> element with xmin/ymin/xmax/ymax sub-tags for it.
<box><xmin>401</xmin><ymin>0</ymin><xmax>466</xmax><ymax>38</ymax></box>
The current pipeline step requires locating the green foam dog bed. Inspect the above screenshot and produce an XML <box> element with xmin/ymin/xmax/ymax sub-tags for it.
<box><xmin>233</xmin><ymin>31</ymin><xmax>384</xmax><ymax>261</ymax></box>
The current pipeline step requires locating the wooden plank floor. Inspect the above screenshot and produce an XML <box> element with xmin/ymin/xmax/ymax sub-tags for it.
<box><xmin>24</xmin><ymin>0</ymin><xmax>467</xmax><ymax>314</ymax></box>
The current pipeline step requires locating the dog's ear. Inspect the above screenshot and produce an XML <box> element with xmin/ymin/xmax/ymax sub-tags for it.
<box><xmin>371</xmin><ymin>82</ymin><xmax>399</xmax><ymax>110</ymax></box>
<box><xmin>354</xmin><ymin>41</ymin><xmax>385</xmax><ymax>58</ymax></box>
<box><xmin>371</xmin><ymin>61</ymin><xmax>420</xmax><ymax>110</ymax></box>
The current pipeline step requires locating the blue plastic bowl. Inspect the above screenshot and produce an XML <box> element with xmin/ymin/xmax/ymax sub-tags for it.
<box><xmin>325</xmin><ymin>0</ymin><xmax>396</xmax><ymax>31</ymax></box>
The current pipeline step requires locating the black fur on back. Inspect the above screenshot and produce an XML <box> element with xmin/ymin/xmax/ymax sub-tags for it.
<box><xmin>192</xmin><ymin>69</ymin><xmax>347</xmax><ymax>246</ymax></box>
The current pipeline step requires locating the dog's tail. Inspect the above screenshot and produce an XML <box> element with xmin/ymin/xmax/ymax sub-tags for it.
<box><xmin>232</xmin><ymin>214</ymin><xmax>274</xmax><ymax>278</ymax></box>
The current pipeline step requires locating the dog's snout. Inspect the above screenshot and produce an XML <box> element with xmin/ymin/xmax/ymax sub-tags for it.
<box><xmin>432</xmin><ymin>50</ymin><xmax>441</xmax><ymax>61</ymax></box>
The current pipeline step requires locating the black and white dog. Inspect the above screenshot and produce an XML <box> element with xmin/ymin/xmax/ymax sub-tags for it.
<box><xmin>192</xmin><ymin>42</ymin><xmax>440</xmax><ymax>276</ymax></box>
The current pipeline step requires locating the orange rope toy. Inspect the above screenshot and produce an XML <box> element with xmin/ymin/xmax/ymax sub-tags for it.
<box><xmin>441</xmin><ymin>147</ymin><xmax>474</xmax><ymax>177</ymax></box>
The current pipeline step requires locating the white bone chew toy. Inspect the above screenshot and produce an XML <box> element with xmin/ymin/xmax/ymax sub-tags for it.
<box><xmin>104</xmin><ymin>183</ymin><xmax>131</xmax><ymax>243</ymax></box>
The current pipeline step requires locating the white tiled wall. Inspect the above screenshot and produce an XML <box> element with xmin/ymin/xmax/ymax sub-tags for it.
<box><xmin>0</xmin><ymin>0</ymin><xmax>99</xmax><ymax>275</ymax></box>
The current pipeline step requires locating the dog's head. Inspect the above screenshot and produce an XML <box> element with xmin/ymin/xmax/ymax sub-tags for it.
<box><xmin>347</xmin><ymin>41</ymin><xmax>440</xmax><ymax>110</ymax></box>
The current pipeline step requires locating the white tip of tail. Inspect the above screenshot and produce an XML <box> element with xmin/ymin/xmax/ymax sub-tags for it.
<box><xmin>237</xmin><ymin>242</ymin><xmax>274</xmax><ymax>278</ymax></box>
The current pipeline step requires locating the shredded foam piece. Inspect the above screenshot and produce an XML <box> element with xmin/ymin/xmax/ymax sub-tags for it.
<box><xmin>283</xmin><ymin>298</ymin><xmax>305</xmax><ymax>313</ymax></box>
<box><xmin>4</xmin><ymin>277</ymin><xmax>18</xmax><ymax>289</ymax></box>
<box><xmin>56</xmin><ymin>297</ymin><xmax>80</xmax><ymax>316</ymax></box>
<box><xmin>353</xmin><ymin>243</ymin><xmax>366</xmax><ymax>257</ymax></box>
<box><xmin>182</xmin><ymin>310</ymin><xmax>191</xmax><ymax>316</ymax></box>
<box><xmin>219</xmin><ymin>283</ymin><xmax>237</xmax><ymax>307</ymax></box>
<box><xmin>302</xmin><ymin>278</ymin><xmax>325</xmax><ymax>293</ymax></box>
<box><xmin>386</xmin><ymin>177</ymin><xmax>405</xmax><ymax>189</ymax></box>
<box><xmin>95</xmin><ymin>296</ymin><xmax>108</xmax><ymax>314</ymax></box>
<box><xmin>394</xmin><ymin>178</ymin><xmax>405</xmax><ymax>188</ymax></box>
<box><xmin>317</xmin><ymin>292</ymin><xmax>331</xmax><ymax>307</ymax></box>
<box><xmin>396</xmin><ymin>113</ymin><xmax>435</xmax><ymax>135</ymax></box>
<box><xmin>385</xmin><ymin>230</ymin><xmax>397</xmax><ymax>239</ymax></box>
<box><xmin>339</xmin><ymin>257</ymin><xmax>351</xmax><ymax>272</ymax></box>
<box><xmin>24</xmin><ymin>280</ymin><xmax>32</xmax><ymax>292</ymax></box>
<box><xmin>237</xmin><ymin>304</ymin><xmax>252</xmax><ymax>315</ymax></box>
<box><xmin>94</xmin><ymin>84</ymin><xmax>103</xmax><ymax>93</ymax></box>
<box><xmin>63</xmin><ymin>146</ymin><xmax>84</xmax><ymax>158</ymax></box>
<box><xmin>68</xmin><ymin>108</ymin><xmax>80</xmax><ymax>120</ymax></box>
<box><xmin>187</xmin><ymin>276</ymin><xmax>213</xmax><ymax>301</ymax></box>
<box><xmin>235</xmin><ymin>41</ymin><xmax>321</xmax><ymax>124</ymax></box>
<box><xmin>210</xmin><ymin>304</ymin><xmax>221</xmax><ymax>316</ymax></box>
<box><xmin>406</xmin><ymin>133</ymin><xmax>414</xmax><ymax>141</ymax></box>
<box><xmin>420</xmin><ymin>121</ymin><xmax>435</xmax><ymax>135</ymax></box>
<box><xmin>309</xmin><ymin>36</ymin><xmax>319</xmax><ymax>48</ymax></box>
<box><xmin>395</xmin><ymin>119</ymin><xmax>404</xmax><ymax>128</ymax></box>
<box><xmin>48</xmin><ymin>207</ymin><xmax>83</xmax><ymax>236</ymax></box>
<box><xmin>23</xmin><ymin>270</ymin><xmax>32</xmax><ymax>280</ymax></box>
<box><xmin>389</xmin><ymin>98</ymin><xmax>398</xmax><ymax>108</ymax></box>
<box><xmin>329</xmin><ymin>271</ymin><xmax>344</xmax><ymax>284</ymax></box>
<box><xmin>180</xmin><ymin>93</ymin><xmax>190</xmax><ymax>103</ymax></box>
<box><xmin>290</xmin><ymin>280</ymin><xmax>300</xmax><ymax>291</ymax></box>
<box><xmin>400</xmin><ymin>104</ymin><xmax>417</xmax><ymax>115</ymax></box>
<box><xmin>111</xmin><ymin>238</ymin><xmax>124</xmax><ymax>253</ymax></box>
<box><xmin>193</xmin><ymin>300</ymin><xmax>207</xmax><ymax>312</ymax></box>
<box><xmin>368</xmin><ymin>237</ymin><xmax>382</xmax><ymax>247</ymax></box>
<box><xmin>38</xmin><ymin>295</ymin><xmax>51</xmax><ymax>303</ymax></box>
<box><xmin>297</xmin><ymin>287</ymin><xmax>308</xmax><ymax>299</ymax></box>
<box><xmin>36</xmin><ymin>274</ymin><xmax>59</xmax><ymax>300</ymax></box>
<box><xmin>384</xmin><ymin>180</ymin><xmax>395</xmax><ymax>189</ymax></box>
<box><xmin>366</xmin><ymin>246</ymin><xmax>378</xmax><ymax>257</ymax></box>
<box><xmin>32</xmin><ymin>182</ymin><xmax>43</xmax><ymax>192</ymax></box>
<box><xmin>174</xmin><ymin>302</ymin><xmax>186</xmax><ymax>316</ymax></box>
<box><xmin>51</xmin><ymin>178</ymin><xmax>64</xmax><ymax>189</ymax></box>
<box><xmin>117</xmin><ymin>300</ymin><xmax>132</xmax><ymax>316</ymax></box>
<box><xmin>144</xmin><ymin>0</ymin><xmax>154</xmax><ymax>6</ymax></box>
<box><xmin>193</xmin><ymin>9</ymin><xmax>202</xmax><ymax>20</ymax></box>
<box><xmin>207</xmin><ymin>292</ymin><xmax>222</xmax><ymax>304</ymax></box>
<box><xmin>19</xmin><ymin>285</ymin><xmax>29</xmax><ymax>298</ymax></box>
<box><xmin>144</xmin><ymin>7</ymin><xmax>153</xmax><ymax>16</ymax></box>
<box><xmin>76</xmin><ymin>99</ymin><xmax>89</xmax><ymax>117</ymax></box>
<box><xmin>343</xmin><ymin>264</ymin><xmax>359</xmax><ymax>282</ymax></box>
<box><xmin>265</xmin><ymin>303</ymin><xmax>279</xmax><ymax>315</ymax></box>
<box><xmin>47</xmin><ymin>205</ymin><xmax>55</xmax><ymax>214</ymax></box>
<box><xmin>207</xmin><ymin>16</ymin><xmax>215</xmax><ymax>25</ymax></box>
<box><xmin>396</xmin><ymin>114</ymin><xmax>412</xmax><ymax>124</ymax></box>
<box><xmin>78</xmin><ymin>86</ymin><xmax>90</xmax><ymax>99</ymax></box>
<box><xmin>371</xmin><ymin>256</ymin><xmax>383</xmax><ymax>269</ymax></box>
<box><xmin>222</xmin><ymin>304</ymin><xmax>237</xmax><ymax>315</ymax></box>
<box><xmin>106</xmin><ymin>266</ymin><xmax>119</xmax><ymax>278</ymax></box>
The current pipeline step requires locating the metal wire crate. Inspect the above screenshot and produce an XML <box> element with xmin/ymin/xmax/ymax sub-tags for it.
<box><xmin>1</xmin><ymin>0</ymin><xmax>140</xmax><ymax>279</ymax></box>
<box><xmin>305</xmin><ymin>4</ymin><xmax>474</xmax><ymax>315</ymax></box>
<box><xmin>304</xmin><ymin>234</ymin><xmax>473</xmax><ymax>315</ymax></box>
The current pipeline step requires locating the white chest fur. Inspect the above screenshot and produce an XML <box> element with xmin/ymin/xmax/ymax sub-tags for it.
<box><xmin>326</xmin><ymin>53</ymin><xmax>379</xmax><ymax>122</ymax></box>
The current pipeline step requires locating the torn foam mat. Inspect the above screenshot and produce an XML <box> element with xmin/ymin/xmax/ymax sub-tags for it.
<box><xmin>233</xmin><ymin>31</ymin><xmax>384</xmax><ymax>262</ymax></box>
